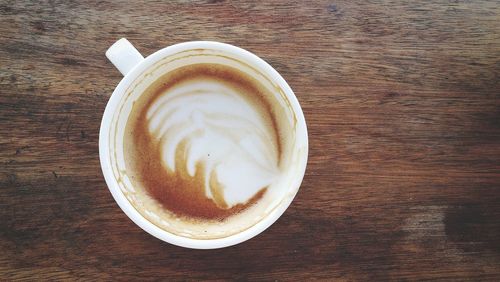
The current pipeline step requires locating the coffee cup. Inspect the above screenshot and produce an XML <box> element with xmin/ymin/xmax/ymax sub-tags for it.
<box><xmin>100</xmin><ymin>38</ymin><xmax>308</xmax><ymax>249</ymax></box>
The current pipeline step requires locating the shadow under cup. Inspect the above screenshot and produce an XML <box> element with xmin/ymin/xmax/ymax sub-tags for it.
<box><xmin>104</xmin><ymin>44</ymin><xmax>308</xmax><ymax>245</ymax></box>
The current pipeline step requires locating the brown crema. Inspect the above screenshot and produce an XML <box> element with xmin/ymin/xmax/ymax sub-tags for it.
<box><xmin>123</xmin><ymin>63</ymin><xmax>282</xmax><ymax>222</ymax></box>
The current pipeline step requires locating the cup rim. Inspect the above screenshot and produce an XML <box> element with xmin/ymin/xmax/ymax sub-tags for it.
<box><xmin>99</xmin><ymin>41</ymin><xmax>308</xmax><ymax>249</ymax></box>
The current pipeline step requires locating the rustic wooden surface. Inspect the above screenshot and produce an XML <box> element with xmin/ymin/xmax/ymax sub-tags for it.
<box><xmin>1</xmin><ymin>0</ymin><xmax>500</xmax><ymax>280</ymax></box>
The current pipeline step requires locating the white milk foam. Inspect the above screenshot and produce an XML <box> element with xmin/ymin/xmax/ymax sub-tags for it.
<box><xmin>146</xmin><ymin>78</ymin><xmax>280</xmax><ymax>208</ymax></box>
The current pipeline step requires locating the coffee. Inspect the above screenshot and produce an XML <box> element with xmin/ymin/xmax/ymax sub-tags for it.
<box><xmin>123</xmin><ymin>63</ymin><xmax>287</xmax><ymax>238</ymax></box>
<box><xmin>103</xmin><ymin>40</ymin><xmax>308</xmax><ymax>247</ymax></box>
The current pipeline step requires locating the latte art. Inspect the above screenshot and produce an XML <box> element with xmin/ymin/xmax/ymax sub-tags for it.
<box><xmin>124</xmin><ymin>63</ymin><xmax>285</xmax><ymax>223</ymax></box>
<box><xmin>146</xmin><ymin>79</ymin><xmax>280</xmax><ymax>208</ymax></box>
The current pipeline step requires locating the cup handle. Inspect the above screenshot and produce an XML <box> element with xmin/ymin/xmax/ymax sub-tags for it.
<box><xmin>106</xmin><ymin>38</ymin><xmax>145</xmax><ymax>76</ymax></box>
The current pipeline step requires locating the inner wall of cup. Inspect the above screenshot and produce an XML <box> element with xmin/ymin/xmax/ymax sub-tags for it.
<box><xmin>108</xmin><ymin>48</ymin><xmax>303</xmax><ymax>239</ymax></box>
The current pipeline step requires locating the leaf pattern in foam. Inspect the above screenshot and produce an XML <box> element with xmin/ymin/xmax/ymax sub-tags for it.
<box><xmin>146</xmin><ymin>79</ymin><xmax>279</xmax><ymax>208</ymax></box>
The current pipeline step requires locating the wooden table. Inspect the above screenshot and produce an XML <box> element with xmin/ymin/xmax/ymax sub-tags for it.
<box><xmin>1</xmin><ymin>1</ymin><xmax>499</xmax><ymax>280</ymax></box>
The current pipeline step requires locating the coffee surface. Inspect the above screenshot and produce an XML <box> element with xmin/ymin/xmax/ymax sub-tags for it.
<box><xmin>124</xmin><ymin>64</ymin><xmax>282</xmax><ymax>222</ymax></box>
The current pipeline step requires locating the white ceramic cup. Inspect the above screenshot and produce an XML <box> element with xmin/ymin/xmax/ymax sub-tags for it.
<box><xmin>100</xmin><ymin>38</ymin><xmax>308</xmax><ymax>249</ymax></box>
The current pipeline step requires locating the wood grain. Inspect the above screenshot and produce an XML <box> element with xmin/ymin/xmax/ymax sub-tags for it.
<box><xmin>1</xmin><ymin>0</ymin><xmax>500</xmax><ymax>280</ymax></box>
